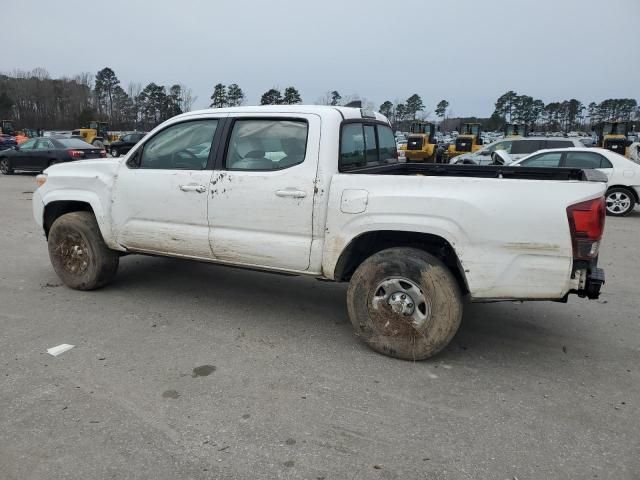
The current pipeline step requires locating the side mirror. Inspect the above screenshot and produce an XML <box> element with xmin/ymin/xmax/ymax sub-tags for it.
<box><xmin>126</xmin><ymin>150</ymin><xmax>141</xmax><ymax>168</ymax></box>
<box><xmin>491</xmin><ymin>150</ymin><xmax>511</xmax><ymax>165</ymax></box>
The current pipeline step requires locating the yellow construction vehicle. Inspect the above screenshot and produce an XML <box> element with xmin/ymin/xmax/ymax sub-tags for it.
<box><xmin>404</xmin><ymin>121</ymin><xmax>439</xmax><ymax>163</ymax></box>
<box><xmin>0</xmin><ymin>120</ymin><xmax>15</xmax><ymax>136</ymax></box>
<box><xmin>72</xmin><ymin>121</ymin><xmax>117</xmax><ymax>149</ymax></box>
<box><xmin>447</xmin><ymin>122</ymin><xmax>484</xmax><ymax>159</ymax></box>
<box><xmin>503</xmin><ymin>123</ymin><xmax>527</xmax><ymax>137</ymax></box>
<box><xmin>594</xmin><ymin>121</ymin><xmax>632</xmax><ymax>158</ymax></box>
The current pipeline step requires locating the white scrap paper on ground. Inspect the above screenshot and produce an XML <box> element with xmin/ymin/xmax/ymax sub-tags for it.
<box><xmin>47</xmin><ymin>344</ymin><xmax>75</xmax><ymax>357</ymax></box>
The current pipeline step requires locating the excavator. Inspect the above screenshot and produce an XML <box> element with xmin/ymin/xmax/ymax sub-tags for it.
<box><xmin>404</xmin><ymin>121</ymin><xmax>440</xmax><ymax>163</ymax></box>
<box><xmin>594</xmin><ymin>121</ymin><xmax>632</xmax><ymax>158</ymax></box>
<box><xmin>447</xmin><ymin>122</ymin><xmax>483</xmax><ymax>160</ymax></box>
<box><xmin>503</xmin><ymin>123</ymin><xmax>527</xmax><ymax>137</ymax></box>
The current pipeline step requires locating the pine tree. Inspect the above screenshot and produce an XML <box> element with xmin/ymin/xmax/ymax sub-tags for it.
<box><xmin>210</xmin><ymin>83</ymin><xmax>227</xmax><ymax>108</ymax></box>
<box><xmin>260</xmin><ymin>88</ymin><xmax>282</xmax><ymax>105</ymax></box>
<box><xmin>282</xmin><ymin>86</ymin><xmax>302</xmax><ymax>104</ymax></box>
<box><xmin>227</xmin><ymin>84</ymin><xmax>244</xmax><ymax>107</ymax></box>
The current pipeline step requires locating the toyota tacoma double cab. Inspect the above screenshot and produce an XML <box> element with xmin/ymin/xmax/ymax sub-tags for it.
<box><xmin>33</xmin><ymin>105</ymin><xmax>607</xmax><ymax>360</ymax></box>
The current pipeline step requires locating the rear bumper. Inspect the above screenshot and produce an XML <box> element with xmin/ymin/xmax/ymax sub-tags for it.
<box><xmin>573</xmin><ymin>267</ymin><xmax>605</xmax><ymax>300</ymax></box>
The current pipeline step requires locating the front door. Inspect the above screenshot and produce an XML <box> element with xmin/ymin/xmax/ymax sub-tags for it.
<box><xmin>208</xmin><ymin>114</ymin><xmax>319</xmax><ymax>271</ymax></box>
<box><xmin>111</xmin><ymin>118</ymin><xmax>223</xmax><ymax>258</ymax></box>
<box><xmin>12</xmin><ymin>138</ymin><xmax>37</xmax><ymax>170</ymax></box>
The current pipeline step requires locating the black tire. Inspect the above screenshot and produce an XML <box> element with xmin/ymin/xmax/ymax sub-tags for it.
<box><xmin>605</xmin><ymin>187</ymin><xmax>636</xmax><ymax>216</ymax></box>
<box><xmin>0</xmin><ymin>157</ymin><xmax>13</xmax><ymax>175</ymax></box>
<box><xmin>347</xmin><ymin>247</ymin><xmax>463</xmax><ymax>360</ymax></box>
<box><xmin>48</xmin><ymin>211</ymin><xmax>119</xmax><ymax>290</ymax></box>
<box><xmin>111</xmin><ymin>148</ymin><xmax>119</xmax><ymax>157</ymax></box>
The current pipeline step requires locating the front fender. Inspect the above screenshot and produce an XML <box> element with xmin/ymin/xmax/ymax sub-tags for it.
<box><xmin>39</xmin><ymin>188</ymin><xmax>120</xmax><ymax>248</ymax></box>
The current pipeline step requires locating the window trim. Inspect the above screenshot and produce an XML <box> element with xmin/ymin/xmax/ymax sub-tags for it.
<box><xmin>219</xmin><ymin>116</ymin><xmax>310</xmax><ymax>172</ymax></box>
<box><xmin>338</xmin><ymin>118</ymin><xmax>395</xmax><ymax>172</ymax></box>
<box><xmin>126</xmin><ymin>118</ymin><xmax>224</xmax><ymax>170</ymax></box>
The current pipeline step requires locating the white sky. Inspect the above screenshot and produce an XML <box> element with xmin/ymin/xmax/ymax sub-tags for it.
<box><xmin>2</xmin><ymin>0</ymin><xmax>639</xmax><ymax>117</ymax></box>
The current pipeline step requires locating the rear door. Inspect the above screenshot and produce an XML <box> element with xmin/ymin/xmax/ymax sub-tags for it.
<box><xmin>33</xmin><ymin>139</ymin><xmax>55</xmax><ymax>170</ymax></box>
<box><xmin>208</xmin><ymin>114</ymin><xmax>319</xmax><ymax>271</ymax></box>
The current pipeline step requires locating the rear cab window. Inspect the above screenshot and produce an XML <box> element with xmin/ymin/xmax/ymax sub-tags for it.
<box><xmin>340</xmin><ymin>122</ymin><xmax>398</xmax><ymax>171</ymax></box>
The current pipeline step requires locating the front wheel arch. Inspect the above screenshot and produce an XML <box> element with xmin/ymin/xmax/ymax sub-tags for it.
<box><xmin>43</xmin><ymin>200</ymin><xmax>94</xmax><ymax>238</ymax></box>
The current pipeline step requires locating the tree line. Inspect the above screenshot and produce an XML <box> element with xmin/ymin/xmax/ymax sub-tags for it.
<box><xmin>374</xmin><ymin>91</ymin><xmax>638</xmax><ymax>133</ymax></box>
<box><xmin>0</xmin><ymin>67</ymin><xmax>196</xmax><ymax>131</ymax></box>
<box><xmin>2</xmin><ymin>68</ymin><xmax>638</xmax><ymax>134</ymax></box>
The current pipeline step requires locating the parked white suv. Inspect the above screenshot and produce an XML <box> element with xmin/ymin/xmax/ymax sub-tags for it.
<box><xmin>452</xmin><ymin>137</ymin><xmax>584</xmax><ymax>165</ymax></box>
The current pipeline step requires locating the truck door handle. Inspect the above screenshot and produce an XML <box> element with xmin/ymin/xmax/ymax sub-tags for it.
<box><xmin>275</xmin><ymin>189</ymin><xmax>307</xmax><ymax>198</ymax></box>
<box><xmin>179</xmin><ymin>184</ymin><xmax>206</xmax><ymax>193</ymax></box>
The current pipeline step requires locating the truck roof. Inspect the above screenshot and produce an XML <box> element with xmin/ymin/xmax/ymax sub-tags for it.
<box><xmin>178</xmin><ymin>105</ymin><xmax>390</xmax><ymax>123</ymax></box>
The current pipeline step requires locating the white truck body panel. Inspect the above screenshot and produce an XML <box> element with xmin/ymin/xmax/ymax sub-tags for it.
<box><xmin>33</xmin><ymin>105</ymin><xmax>607</xmax><ymax>302</ymax></box>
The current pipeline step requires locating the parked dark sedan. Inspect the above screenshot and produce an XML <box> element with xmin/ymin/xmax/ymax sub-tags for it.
<box><xmin>0</xmin><ymin>137</ymin><xmax>106</xmax><ymax>175</ymax></box>
<box><xmin>109</xmin><ymin>132</ymin><xmax>146</xmax><ymax>157</ymax></box>
<box><xmin>0</xmin><ymin>134</ymin><xmax>17</xmax><ymax>151</ymax></box>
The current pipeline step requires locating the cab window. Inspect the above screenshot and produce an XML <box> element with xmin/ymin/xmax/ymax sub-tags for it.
<box><xmin>138</xmin><ymin>120</ymin><xmax>218</xmax><ymax>170</ymax></box>
<box><xmin>519</xmin><ymin>152</ymin><xmax>562</xmax><ymax>167</ymax></box>
<box><xmin>225</xmin><ymin>119</ymin><xmax>308</xmax><ymax>171</ymax></box>
<box><xmin>340</xmin><ymin>123</ymin><xmax>398</xmax><ymax>171</ymax></box>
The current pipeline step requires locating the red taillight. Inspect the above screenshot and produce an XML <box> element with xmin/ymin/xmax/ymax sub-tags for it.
<box><xmin>100</xmin><ymin>149</ymin><xmax>107</xmax><ymax>158</ymax></box>
<box><xmin>67</xmin><ymin>149</ymin><xmax>84</xmax><ymax>159</ymax></box>
<box><xmin>567</xmin><ymin>197</ymin><xmax>605</xmax><ymax>260</ymax></box>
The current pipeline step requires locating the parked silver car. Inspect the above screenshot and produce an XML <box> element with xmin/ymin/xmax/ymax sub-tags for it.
<box><xmin>451</xmin><ymin>137</ymin><xmax>585</xmax><ymax>165</ymax></box>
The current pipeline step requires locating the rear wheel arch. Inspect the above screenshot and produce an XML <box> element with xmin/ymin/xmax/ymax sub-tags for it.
<box><xmin>333</xmin><ymin>230</ymin><xmax>469</xmax><ymax>294</ymax></box>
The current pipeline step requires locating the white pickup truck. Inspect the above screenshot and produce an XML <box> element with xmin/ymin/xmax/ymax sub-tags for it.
<box><xmin>33</xmin><ymin>106</ymin><xmax>607</xmax><ymax>360</ymax></box>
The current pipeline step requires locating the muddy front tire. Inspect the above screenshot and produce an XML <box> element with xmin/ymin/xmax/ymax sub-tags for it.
<box><xmin>346</xmin><ymin>247</ymin><xmax>463</xmax><ymax>360</ymax></box>
<box><xmin>48</xmin><ymin>211</ymin><xmax>119</xmax><ymax>290</ymax></box>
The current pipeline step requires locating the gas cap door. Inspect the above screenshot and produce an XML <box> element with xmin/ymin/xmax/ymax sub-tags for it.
<box><xmin>340</xmin><ymin>189</ymin><xmax>369</xmax><ymax>214</ymax></box>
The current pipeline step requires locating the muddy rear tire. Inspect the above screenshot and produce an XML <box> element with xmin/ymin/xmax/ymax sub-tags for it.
<box><xmin>48</xmin><ymin>211</ymin><xmax>119</xmax><ymax>290</ymax></box>
<box><xmin>346</xmin><ymin>247</ymin><xmax>462</xmax><ymax>360</ymax></box>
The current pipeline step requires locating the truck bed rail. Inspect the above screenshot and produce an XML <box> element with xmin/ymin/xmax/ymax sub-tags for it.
<box><xmin>346</xmin><ymin>163</ymin><xmax>608</xmax><ymax>182</ymax></box>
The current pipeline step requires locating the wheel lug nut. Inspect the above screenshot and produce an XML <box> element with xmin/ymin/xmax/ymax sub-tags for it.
<box><xmin>407</xmin><ymin>303</ymin><xmax>413</xmax><ymax>308</ymax></box>
<box><xmin>401</xmin><ymin>294</ymin><xmax>406</xmax><ymax>299</ymax></box>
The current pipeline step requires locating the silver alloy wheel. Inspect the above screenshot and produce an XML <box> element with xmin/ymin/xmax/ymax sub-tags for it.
<box><xmin>606</xmin><ymin>191</ymin><xmax>632</xmax><ymax>214</ymax></box>
<box><xmin>0</xmin><ymin>158</ymin><xmax>8</xmax><ymax>174</ymax></box>
<box><xmin>371</xmin><ymin>277</ymin><xmax>431</xmax><ymax>334</ymax></box>
<box><xmin>111</xmin><ymin>148</ymin><xmax>118</xmax><ymax>157</ymax></box>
